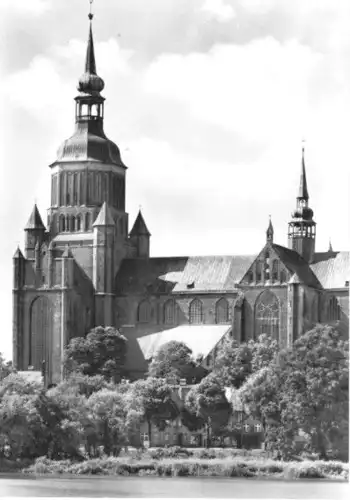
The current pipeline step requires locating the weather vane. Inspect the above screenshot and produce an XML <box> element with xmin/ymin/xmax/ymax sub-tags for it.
<box><xmin>89</xmin><ymin>0</ymin><xmax>94</xmax><ymax>21</ymax></box>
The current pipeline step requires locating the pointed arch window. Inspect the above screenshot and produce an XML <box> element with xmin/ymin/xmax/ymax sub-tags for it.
<box><xmin>272</xmin><ymin>260</ymin><xmax>279</xmax><ymax>282</ymax></box>
<box><xmin>256</xmin><ymin>261</ymin><xmax>263</xmax><ymax>282</ymax></box>
<box><xmin>189</xmin><ymin>298</ymin><xmax>203</xmax><ymax>324</ymax></box>
<box><xmin>85</xmin><ymin>212</ymin><xmax>91</xmax><ymax>231</ymax></box>
<box><xmin>71</xmin><ymin>216</ymin><xmax>76</xmax><ymax>232</ymax></box>
<box><xmin>138</xmin><ymin>300</ymin><xmax>151</xmax><ymax>323</ymax></box>
<box><xmin>76</xmin><ymin>215</ymin><xmax>81</xmax><ymax>231</ymax></box>
<box><xmin>215</xmin><ymin>298</ymin><xmax>229</xmax><ymax>324</ymax></box>
<box><xmin>255</xmin><ymin>290</ymin><xmax>279</xmax><ymax>341</ymax></box>
<box><xmin>280</xmin><ymin>269</ymin><xmax>287</xmax><ymax>283</ymax></box>
<box><xmin>164</xmin><ymin>299</ymin><xmax>176</xmax><ymax>325</ymax></box>
<box><xmin>59</xmin><ymin>215</ymin><xmax>65</xmax><ymax>232</ymax></box>
<box><xmin>328</xmin><ymin>296</ymin><xmax>341</xmax><ymax>321</ymax></box>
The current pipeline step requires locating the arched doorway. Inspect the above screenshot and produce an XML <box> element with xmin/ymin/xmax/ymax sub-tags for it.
<box><xmin>29</xmin><ymin>296</ymin><xmax>53</xmax><ymax>376</ymax></box>
<box><xmin>254</xmin><ymin>290</ymin><xmax>280</xmax><ymax>341</ymax></box>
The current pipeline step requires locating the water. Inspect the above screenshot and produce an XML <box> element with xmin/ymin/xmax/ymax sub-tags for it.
<box><xmin>0</xmin><ymin>476</ymin><xmax>348</xmax><ymax>498</ymax></box>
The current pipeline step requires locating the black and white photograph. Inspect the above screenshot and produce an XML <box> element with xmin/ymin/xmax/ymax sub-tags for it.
<box><xmin>0</xmin><ymin>0</ymin><xmax>349</xmax><ymax>498</ymax></box>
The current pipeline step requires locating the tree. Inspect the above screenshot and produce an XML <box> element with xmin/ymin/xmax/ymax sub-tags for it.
<box><xmin>186</xmin><ymin>375</ymin><xmax>231</xmax><ymax>447</ymax></box>
<box><xmin>0</xmin><ymin>373</ymin><xmax>42</xmax><ymax>399</ymax></box>
<box><xmin>241</xmin><ymin>325</ymin><xmax>349</xmax><ymax>460</ymax></box>
<box><xmin>86</xmin><ymin>389</ymin><xmax>129</xmax><ymax>456</ymax></box>
<box><xmin>213</xmin><ymin>339</ymin><xmax>253</xmax><ymax>388</ymax></box>
<box><xmin>248</xmin><ymin>334</ymin><xmax>279</xmax><ymax>372</ymax></box>
<box><xmin>147</xmin><ymin>341</ymin><xmax>206</xmax><ymax>383</ymax></box>
<box><xmin>126</xmin><ymin>378</ymin><xmax>179</xmax><ymax>444</ymax></box>
<box><xmin>63</xmin><ymin>326</ymin><xmax>127</xmax><ymax>382</ymax></box>
<box><xmin>0</xmin><ymin>353</ymin><xmax>13</xmax><ymax>382</ymax></box>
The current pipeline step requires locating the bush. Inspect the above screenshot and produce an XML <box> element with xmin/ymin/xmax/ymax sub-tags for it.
<box><xmin>22</xmin><ymin>456</ymin><xmax>348</xmax><ymax>480</ymax></box>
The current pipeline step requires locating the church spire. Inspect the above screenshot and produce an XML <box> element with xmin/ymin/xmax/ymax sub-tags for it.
<box><xmin>288</xmin><ymin>141</ymin><xmax>316</xmax><ymax>263</ymax></box>
<box><xmin>266</xmin><ymin>215</ymin><xmax>274</xmax><ymax>243</ymax></box>
<box><xmin>77</xmin><ymin>1</ymin><xmax>104</xmax><ymax>96</ymax></box>
<box><xmin>298</xmin><ymin>142</ymin><xmax>309</xmax><ymax>201</ymax></box>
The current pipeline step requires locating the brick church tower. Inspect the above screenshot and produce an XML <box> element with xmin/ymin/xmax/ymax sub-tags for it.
<box><xmin>12</xmin><ymin>12</ymin><xmax>149</xmax><ymax>385</ymax></box>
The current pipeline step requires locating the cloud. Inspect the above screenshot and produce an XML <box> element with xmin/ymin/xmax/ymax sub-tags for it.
<box><xmin>144</xmin><ymin>37</ymin><xmax>322</xmax><ymax>142</ymax></box>
<box><xmin>1</xmin><ymin>0</ymin><xmax>50</xmax><ymax>16</ymax></box>
<box><xmin>201</xmin><ymin>0</ymin><xmax>236</xmax><ymax>22</ymax></box>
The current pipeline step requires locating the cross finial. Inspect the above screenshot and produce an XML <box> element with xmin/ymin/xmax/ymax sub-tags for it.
<box><xmin>88</xmin><ymin>0</ymin><xmax>94</xmax><ymax>21</ymax></box>
<box><xmin>302</xmin><ymin>137</ymin><xmax>306</xmax><ymax>153</ymax></box>
<box><xmin>139</xmin><ymin>204</ymin><xmax>142</xmax><ymax>212</ymax></box>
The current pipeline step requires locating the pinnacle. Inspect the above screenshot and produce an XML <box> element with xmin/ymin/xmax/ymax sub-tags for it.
<box><xmin>130</xmin><ymin>210</ymin><xmax>151</xmax><ymax>237</ymax></box>
<box><xmin>24</xmin><ymin>204</ymin><xmax>45</xmax><ymax>231</ymax></box>
<box><xmin>13</xmin><ymin>246</ymin><xmax>24</xmax><ymax>259</ymax></box>
<box><xmin>93</xmin><ymin>202</ymin><xmax>115</xmax><ymax>227</ymax></box>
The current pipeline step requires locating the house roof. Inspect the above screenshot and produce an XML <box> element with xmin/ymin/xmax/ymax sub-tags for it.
<box><xmin>115</xmin><ymin>255</ymin><xmax>255</xmax><ymax>295</ymax></box>
<box><xmin>272</xmin><ymin>244</ymin><xmax>321</xmax><ymax>288</ymax></box>
<box><xmin>311</xmin><ymin>251</ymin><xmax>350</xmax><ymax>289</ymax></box>
<box><xmin>137</xmin><ymin>324</ymin><xmax>231</xmax><ymax>361</ymax></box>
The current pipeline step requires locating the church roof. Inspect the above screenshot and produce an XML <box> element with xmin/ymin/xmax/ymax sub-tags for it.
<box><xmin>130</xmin><ymin>211</ymin><xmax>151</xmax><ymax>237</ymax></box>
<box><xmin>24</xmin><ymin>204</ymin><xmax>45</xmax><ymax>230</ymax></box>
<box><xmin>137</xmin><ymin>324</ymin><xmax>231</xmax><ymax>361</ymax></box>
<box><xmin>272</xmin><ymin>244</ymin><xmax>321</xmax><ymax>288</ymax></box>
<box><xmin>93</xmin><ymin>202</ymin><xmax>115</xmax><ymax>227</ymax></box>
<box><xmin>311</xmin><ymin>251</ymin><xmax>350</xmax><ymax>289</ymax></box>
<box><xmin>115</xmin><ymin>255</ymin><xmax>255</xmax><ymax>295</ymax></box>
<box><xmin>54</xmin><ymin>121</ymin><xmax>126</xmax><ymax>166</ymax></box>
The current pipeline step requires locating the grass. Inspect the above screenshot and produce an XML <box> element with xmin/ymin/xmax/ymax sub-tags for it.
<box><xmin>22</xmin><ymin>452</ymin><xmax>349</xmax><ymax>480</ymax></box>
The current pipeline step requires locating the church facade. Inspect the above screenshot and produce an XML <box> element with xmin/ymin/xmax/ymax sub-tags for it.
<box><xmin>12</xmin><ymin>20</ymin><xmax>349</xmax><ymax>385</ymax></box>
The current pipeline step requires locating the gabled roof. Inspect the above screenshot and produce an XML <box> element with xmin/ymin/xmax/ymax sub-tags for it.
<box><xmin>311</xmin><ymin>251</ymin><xmax>350</xmax><ymax>289</ymax></box>
<box><xmin>115</xmin><ymin>255</ymin><xmax>255</xmax><ymax>295</ymax></box>
<box><xmin>93</xmin><ymin>202</ymin><xmax>115</xmax><ymax>227</ymax></box>
<box><xmin>24</xmin><ymin>204</ymin><xmax>45</xmax><ymax>230</ymax></box>
<box><xmin>272</xmin><ymin>244</ymin><xmax>321</xmax><ymax>288</ymax></box>
<box><xmin>130</xmin><ymin>210</ymin><xmax>151</xmax><ymax>237</ymax></box>
<box><xmin>137</xmin><ymin>325</ymin><xmax>231</xmax><ymax>361</ymax></box>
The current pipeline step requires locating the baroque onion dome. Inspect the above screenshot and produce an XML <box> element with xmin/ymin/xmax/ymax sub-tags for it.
<box><xmin>53</xmin><ymin>15</ymin><xmax>125</xmax><ymax>168</ymax></box>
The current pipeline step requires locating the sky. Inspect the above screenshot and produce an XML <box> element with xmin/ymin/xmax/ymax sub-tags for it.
<box><xmin>0</xmin><ymin>0</ymin><xmax>349</xmax><ymax>360</ymax></box>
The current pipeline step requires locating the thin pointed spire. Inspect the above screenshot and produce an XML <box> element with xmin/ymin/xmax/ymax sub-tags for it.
<box><xmin>24</xmin><ymin>204</ymin><xmax>45</xmax><ymax>230</ymax></box>
<box><xmin>298</xmin><ymin>142</ymin><xmax>309</xmax><ymax>200</ymax></box>
<box><xmin>328</xmin><ymin>239</ymin><xmax>333</xmax><ymax>253</ymax></box>
<box><xmin>266</xmin><ymin>215</ymin><xmax>274</xmax><ymax>243</ymax></box>
<box><xmin>130</xmin><ymin>210</ymin><xmax>151</xmax><ymax>237</ymax></box>
<box><xmin>77</xmin><ymin>1</ymin><xmax>104</xmax><ymax>95</ymax></box>
<box><xmin>85</xmin><ymin>22</ymin><xmax>97</xmax><ymax>75</ymax></box>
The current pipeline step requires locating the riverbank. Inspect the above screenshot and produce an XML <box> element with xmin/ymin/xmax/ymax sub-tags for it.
<box><xmin>19</xmin><ymin>456</ymin><xmax>348</xmax><ymax>481</ymax></box>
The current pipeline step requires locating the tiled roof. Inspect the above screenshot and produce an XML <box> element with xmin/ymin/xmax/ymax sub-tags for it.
<box><xmin>173</xmin><ymin>255</ymin><xmax>255</xmax><ymax>293</ymax></box>
<box><xmin>272</xmin><ymin>244</ymin><xmax>321</xmax><ymax>288</ymax></box>
<box><xmin>311</xmin><ymin>251</ymin><xmax>350</xmax><ymax>289</ymax></box>
<box><xmin>137</xmin><ymin>324</ymin><xmax>231</xmax><ymax>361</ymax></box>
<box><xmin>115</xmin><ymin>255</ymin><xmax>255</xmax><ymax>295</ymax></box>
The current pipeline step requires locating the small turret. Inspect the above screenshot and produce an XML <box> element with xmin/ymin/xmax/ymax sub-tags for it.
<box><xmin>288</xmin><ymin>143</ymin><xmax>316</xmax><ymax>263</ymax></box>
<box><xmin>24</xmin><ymin>204</ymin><xmax>46</xmax><ymax>259</ymax></box>
<box><xmin>13</xmin><ymin>246</ymin><xmax>25</xmax><ymax>290</ymax></box>
<box><xmin>266</xmin><ymin>215</ymin><xmax>274</xmax><ymax>243</ymax></box>
<box><xmin>129</xmin><ymin>210</ymin><xmax>151</xmax><ymax>258</ymax></box>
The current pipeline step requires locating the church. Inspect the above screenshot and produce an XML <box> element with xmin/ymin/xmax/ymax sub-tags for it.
<box><xmin>12</xmin><ymin>16</ymin><xmax>349</xmax><ymax>385</ymax></box>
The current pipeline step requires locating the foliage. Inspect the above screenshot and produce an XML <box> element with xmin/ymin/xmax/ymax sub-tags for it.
<box><xmin>23</xmin><ymin>455</ymin><xmax>348</xmax><ymax>480</ymax></box>
<box><xmin>0</xmin><ymin>353</ymin><xmax>13</xmax><ymax>382</ymax></box>
<box><xmin>241</xmin><ymin>325</ymin><xmax>349</xmax><ymax>461</ymax></box>
<box><xmin>0</xmin><ymin>373</ymin><xmax>42</xmax><ymax>399</ymax></box>
<box><xmin>63</xmin><ymin>326</ymin><xmax>127</xmax><ymax>382</ymax></box>
<box><xmin>126</xmin><ymin>377</ymin><xmax>179</xmax><ymax>439</ymax></box>
<box><xmin>214</xmin><ymin>340</ymin><xmax>252</xmax><ymax>388</ymax></box>
<box><xmin>186</xmin><ymin>374</ymin><xmax>231</xmax><ymax>444</ymax></box>
<box><xmin>147</xmin><ymin>341</ymin><xmax>206</xmax><ymax>383</ymax></box>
